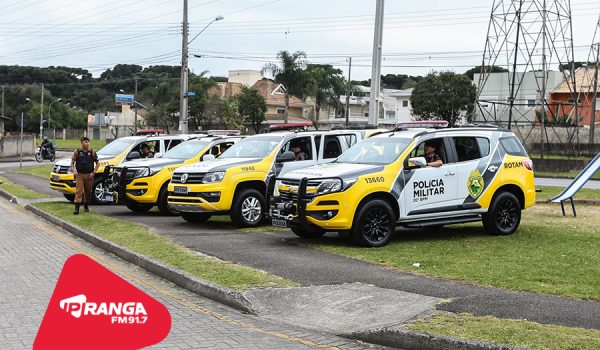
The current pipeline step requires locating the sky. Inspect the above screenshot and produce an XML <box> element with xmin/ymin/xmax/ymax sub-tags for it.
<box><xmin>0</xmin><ymin>0</ymin><xmax>599</xmax><ymax>80</ymax></box>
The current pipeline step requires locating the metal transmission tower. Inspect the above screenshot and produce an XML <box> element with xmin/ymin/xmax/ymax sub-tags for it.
<box><xmin>475</xmin><ymin>0</ymin><xmax>579</xmax><ymax>155</ymax></box>
<box><xmin>575</xmin><ymin>16</ymin><xmax>600</xmax><ymax>145</ymax></box>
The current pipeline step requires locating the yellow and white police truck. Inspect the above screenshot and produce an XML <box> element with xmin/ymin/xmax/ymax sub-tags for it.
<box><xmin>111</xmin><ymin>135</ymin><xmax>242</xmax><ymax>214</ymax></box>
<box><xmin>167</xmin><ymin>130</ymin><xmax>363</xmax><ymax>227</ymax></box>
<box><xmin>269</xmin><ymin>123</ymin><xmax>535</xmax><ymax>247</ymax></box>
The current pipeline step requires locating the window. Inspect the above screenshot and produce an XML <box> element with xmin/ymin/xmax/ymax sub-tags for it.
<box><xmin>163</xmin><ymin>140</ymin><xmax>209</xmax><ymax>159</ymax></box>
<box><xmin>410</xmin><ymin>138</ymin><xmax>449</xmax><ymax>164</ymax></box>
<box><xmin>402</xmin><ymin>100</ymin><xmax>409</xmax><ymax>107</ymax></box>
<box><xmin>323</xmin><ymin>136</ymin><xmax>343</xmax><ymax>159</ymax></box>
<box><xmin>166</xmin><ymin>139</ymin><xmax>183</xmax><ymax>150</ymax></box>
<box><xmin>220</xmin><ymin>136</ymin><xmax>281</xmax><ymax>159</ymax></box>
<box><xmin>453</xmin><ymin>137</ymin><xmax>489</xmax><ymax>162</ymax></box>
<box><xmin>282</xmin><ymin>136</ymin><xmax>313</xmax><ymax>160</ymax></box>
<box><xmin>276</xmin><ymin>108</ymin><xmax>285</xmax><ymax>115</ymax></box>
<box><xmin>500</xmin><ymin>136</ymin><xmax>528</xmax><ymax>156</ymax></box>
<box><xmin>568</xmin><ymin>98</ymin><xmax>582</xmax><ymax>104</ymax></box>
<box><xmin>336</xmin><ymin>138</ymin><xmax>412</xmax><ymax>165</ymax></box>
<box><xmin>527</xmin><ymin>99</ymin><xmax>536</xmax><ymax>107</ymax></box>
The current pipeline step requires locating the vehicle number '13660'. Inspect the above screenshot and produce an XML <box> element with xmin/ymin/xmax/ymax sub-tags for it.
<box><xmin>365</xmin><ymin>176</ymin><xmax>385</xmax><ymax>184</ymax></box>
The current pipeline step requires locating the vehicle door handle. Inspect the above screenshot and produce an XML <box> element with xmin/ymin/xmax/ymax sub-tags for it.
<box><xmin>444</xmin><ymin>171</ymin><xmax>456</xmax><ymax>176</ymax></box>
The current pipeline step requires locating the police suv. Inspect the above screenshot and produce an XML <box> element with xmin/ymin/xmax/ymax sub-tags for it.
<box><xmin>167</xmin><ymin>130</ymin><xmax>363</xmax><ymax>227</ymax></box>
<box><xmin>269</xmin><ymin>122</ymin><xmax>535</xmax><ymax>247</ymax></box>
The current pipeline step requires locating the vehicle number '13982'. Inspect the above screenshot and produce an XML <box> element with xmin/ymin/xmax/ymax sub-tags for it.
<box><xmin>365</xmin><ymin>176</ymin><xmax>385</xmax><ymax>184</ymax></box>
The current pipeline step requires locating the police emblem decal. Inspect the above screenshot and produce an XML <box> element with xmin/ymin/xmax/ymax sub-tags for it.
<box><xmin>180</xmin><ymin>173</ymin><xmax>188</xmax><ymax>183</ymax></box>
<box><xmin>467</xmin><ymin>169</ymin><xmax>485</xmax><ymax>199</ymax></box>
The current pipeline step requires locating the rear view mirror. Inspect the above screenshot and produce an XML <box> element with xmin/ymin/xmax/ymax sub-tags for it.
<box><xmin>276</xmin><ymin>151</ymin><xmax>296</xmax><ymax>163</ymax></box>
<box><xmin>202</xmin><ymin>154</ymin><xmax>216</xmax><ymax>161</ymax></box>
<box><xmin>408</xmin><ymin>157</ymin><xmax>427</xmax><ymax>168</ymax></box>
<box><xmin>126</xmin><ymin>151</ymin><xmax>140</xmax><ymax>160</ymax></box>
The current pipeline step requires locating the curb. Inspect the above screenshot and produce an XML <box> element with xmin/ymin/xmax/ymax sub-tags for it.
<box><xmin>23</xmin><ymin>203</ymin><xmax>256</xmax><ymax>315</ymax></box>
<box><xmin>349</xmin><ymin>328</ymin><xmax>532</xmax><ymax>350</ymax></box>
<box><xmin>0</xmin><ymin>188</ymin><xmax>19</xmax><ymax>204</ymax></box>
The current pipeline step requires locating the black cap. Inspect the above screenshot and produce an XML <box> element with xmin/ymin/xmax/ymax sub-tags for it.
<box><xmin>81</xmin><ymin>137</ymin><xmax>90</xmax><ymax>142</ymax></box>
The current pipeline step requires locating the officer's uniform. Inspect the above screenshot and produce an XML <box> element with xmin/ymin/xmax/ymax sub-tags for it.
<box><xmin>72</xmin><ymin>148</ymin><xmax>98</xmax><ymax>205</ymax></box>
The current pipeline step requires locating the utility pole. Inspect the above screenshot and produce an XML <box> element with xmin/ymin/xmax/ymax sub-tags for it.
<box><xmin>368</xmin><ymin>0</ymin><xmax>384</xmax><ymax>126</ymax></box>
<box><xmin>345</xmin><ymin>57</ymin><xmax>352</xmax><ymax>127</ymax></box>
<box><xmin>39</xmin><ymin>83</ymin><xmax>44</xmax><ymax>139</ymax></box>
<box><xmin>19</xmin><ymin>112</ymin><xmax>24</xmax><ymax>169</ymax></box>
<box><xmin>134</xmin><ymin>77</ymin><xmax>138</xmax><ymax>133</ymax></box>
<box><xmin>1</xmin><ymin>86</ymin><xmax>4</xmax><ymax>119</ymax></box>
<box><xmin>179</xmin><ymin>0</ymin><xmax>189</xmax><ymax>135</ymax></box>
<box><xmin>590</xmin><ymin>43</ymin><xmax>599</xmax><ymax>145</ymax></box>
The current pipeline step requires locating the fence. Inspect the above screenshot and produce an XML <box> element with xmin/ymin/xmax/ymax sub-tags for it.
<box><xmin>42</xmin><ymin>128</ymin><xmax>87</xmax><ymax>140</ymax></box>
<box><xmin>0</xmin><ymin>134</ymin><xmax>36</xmax><ymax>158</ymax></box>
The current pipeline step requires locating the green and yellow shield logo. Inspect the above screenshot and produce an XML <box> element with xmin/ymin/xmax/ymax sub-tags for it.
<box><xmin>467</xmin><ymin>169</ymin><xmax>484</xmax><ymax>199</ymax></box>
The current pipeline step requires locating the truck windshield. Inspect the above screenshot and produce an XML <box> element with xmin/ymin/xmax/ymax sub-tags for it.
<box><xmin>335</xmin><ymin>138</ymin><xmax>412</xmax><ymax>165</ymax></box>
<box><xmin>219</xmin><ymin>136</ymin><xmax>281</xmax><ymax>159</ymax></box>
<box><xmin>163</xmin><ymin>140</ymin><xmax>209</xmax><ymax>159</ymax></box>
<box><xmin>97</xmin><ymin>139</ymin><xmax>137</xmax><ymax>156</ymax></box>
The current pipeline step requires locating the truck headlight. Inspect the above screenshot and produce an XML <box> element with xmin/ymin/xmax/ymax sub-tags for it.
<box><xmin>202</xmin><ymin>171</ymin><xmax>225</xmax><ymax>183</ymax></box>
<box><xmin>315</xmin><ymin>178</ymin><xmax>356</xmax><ymax>195</ymax></box>
<box><xmin>132</xmin><ymin>167</ymin><xmax>160</xmax><ymax>178</ymax></box>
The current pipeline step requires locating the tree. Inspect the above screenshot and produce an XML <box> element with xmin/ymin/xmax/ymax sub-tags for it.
<box><xmin>464</xmin><ymin>65</ymin><xmax>508</xmax><ymax>80</ymax></box>
<box><xmin>201</xmin><ymin>96</ymin><xmax>241</xmax><ymax>131</ymax></box>
<box><xmin>262</xmin><ymin>50</ymin><xmax>307</xmax><ymax>123</ymax></box>
<box><xmin>558</xmin><ymin>61</ymin><xmax>587</xmax><ymax>72</ymax></box>
<box><xmin>410</xmin><ymin>71</ymin><xmax>477</xmax><ymax>126</ymax></box>
<box><xmin>236</xmin><ymin>86</ymin><xmax>266</xmax><ymax>134</ymax></box>
<box><xmin>306</xmin><ymin>64</ymin><xmax>346</xmax><ymax>124</ymax></box>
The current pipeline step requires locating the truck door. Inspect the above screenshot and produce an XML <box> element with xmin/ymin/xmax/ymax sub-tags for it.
<box><xmin>401</xmin><ymin>137</ymin><xmax>459</xmax><ymax>218</ymax></box>
<box><xmin>452</xmin><ymin>136</ymin><xmax>491</xmax><ymax>206</ymax></box>
<box><xmin>278</xmin><ymin>135</ymin><xmax>317</xmax><ymax>176</ymax></box>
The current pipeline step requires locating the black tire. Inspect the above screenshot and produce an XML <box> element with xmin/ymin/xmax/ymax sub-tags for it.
<box><xmin>125</xmin><ymin>202</ymin><xmax>153</xmax><ymax>213</ymax></box>
<box><xmin>483</xmin><ymin>191</ymin><xmax>521</xmax><ymax>236</ymax></box>
<box><xmin>49</xmin><ymin>153</ymin><xmax>56</xmax><ymax>162</ymax></box>
<box><xmin>351</xmin><ymin>199</ymin><xmax>396</xmax><ymax>247</ymax></box>
<box><xmin>63</xmin><ymin>193</ymin><xmax>75</xmax><ymax>202</ymax></box>
<box><xmin>181</xmin><ymin>213</ymin><xmax>212</xmax><ymax>223</ymax></box>
<box><xmin>290</xmin><ymin>225</ymin><xmax>326</xmax><ymax>239</ymax></box>
<box><xmin>92</xmin><ymin>177</ymin><xmax>111</xmax><ymax>205</ymax></box>
<box><xmin>230</xmin><ymin>188</ymin><xmax>266</xmax><ymax>228</ymax></box>
<box><xmin>35</xmin><ymin>152</ymin><xmax>43</xmax><ymax>162</ymax></box>
<box><xmin>157</xmin><ymin>185</ymin><xmax>178</xmax><ymax>216</ymax></box>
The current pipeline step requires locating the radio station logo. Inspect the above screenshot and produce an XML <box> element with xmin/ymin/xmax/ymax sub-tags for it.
<box><xmin>34</xmin><ymin>254</ymin><xmax>171</xmax><ymax>350</ymax></box>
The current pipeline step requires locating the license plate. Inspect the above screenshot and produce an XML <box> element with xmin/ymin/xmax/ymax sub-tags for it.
<box><xmin>104</xmin><ymin>192</ymin><xmax>114</xmax><ymax>203</ymax></box>
<box><xmin>174</xmin><ymin>186</ymin><xmax>189</xmax><ymax>194</ymax></box>
<box><xmin>272</xmin><ymin>219</ymin><xmax>288</xmax><ymax>228</ymax></box>
<box><xmin>51</xmin><ymin>175</ymin><xmax>59</xmax><ymax>182</ymax></box>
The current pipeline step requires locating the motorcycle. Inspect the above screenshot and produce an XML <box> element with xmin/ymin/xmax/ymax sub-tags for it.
<box><xmin>35</xmin><ymin>146</ymin><xmax>56</xmax><ymax>162</ymax></box>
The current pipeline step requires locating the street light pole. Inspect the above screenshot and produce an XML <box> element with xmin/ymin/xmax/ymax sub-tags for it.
<box><xmin>178</xmin><ymin>1</ymin><xmax>223</xmax><ymax>134</ymax></box>
<box><xmin>368</xmin><ymin>0</ymin><xmax>385</xmax><ymax>126</ymax></box>
<box><xmin>345</xmin><ymin>57</ymin><xmax>352</xmax><ymax>127</ymax></box>
<box><xmin>39</xmin><ymin>83</ymin><xmax>44</xmax><ymax>139</ymax></box>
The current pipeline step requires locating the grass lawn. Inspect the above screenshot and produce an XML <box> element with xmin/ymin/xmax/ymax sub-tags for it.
<box><xmin>529</xmin><ymin>153</ymin><xmax>592</xmax><ymax>161</ymax></box>
<box><xmin>38</xmin><ymin>139</ymin><xmax>107</xmax><ymax>151</ymax></box>
<box><xmin>209</xmin><ymin>215</ymin><xmax>287</xmax><ymax>233</ymax></box>
<box><xmin>405</xmin><ymin>313</ymin><xmax>600</xmax><ymax>350</ymax></box>
<box><xmin>34</xmin><ymin>202</ymin><xmax>294</xmax><ymax>290</ymax></box>
<box><xmin>536</xmin><ymin>186</ymin><xmax>600</xmax><ymax>201</ymax></box>
<box><xmin>0</xmin><ymin>176</ymin><xmax>49</xmax><ymax>199</ymax></box>
<box><xmin>535</xmin><ymin>169</ymin><xmax>600</xmax><ymax>179</ymax></box>
<box><xmin>309</xmin><ymin>204</ymin><xmax>600</xmax><ymax>301</ymax></box>
<box><xmin>15</xmin><ymin>164</ymin><xmax>54</xmax><ymax>179</ymax></box>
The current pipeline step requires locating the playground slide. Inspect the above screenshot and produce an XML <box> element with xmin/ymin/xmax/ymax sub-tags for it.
<box><xmin>548</xmin><ymin>152</ymin><xmax>600</xmax><ymax>216</ymax></box>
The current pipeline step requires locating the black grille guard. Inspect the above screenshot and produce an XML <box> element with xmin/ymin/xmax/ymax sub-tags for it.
<box><xmin>268</xmin><ymin>176</ymin><xmax>344</xmax><ymax>226</ymax></box>
<box><xmin>106</xmin><ymin>165</ymin><xmax>151</xmax><ymax>204</ymax></box>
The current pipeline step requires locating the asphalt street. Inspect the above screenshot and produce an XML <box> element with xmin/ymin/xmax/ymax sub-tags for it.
<box><xmin>0</xmin><ymin>197</ymin><xmax>384</xmax><ymax>350</ymax></box>
<box><xmin>4</xmin><ymin>171</ymin><xmax>600</xmax><ymax>331</ymax></box>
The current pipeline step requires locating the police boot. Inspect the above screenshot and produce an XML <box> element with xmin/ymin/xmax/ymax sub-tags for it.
<box><xmin>84</xmin><ymin>203</ymin><xmax>89</xmax><ymax>212</ymax></box>
<box><xmin>74</xmin><ymin>204</ymin><xmax>80</xmax><ymax>215</ymax></box>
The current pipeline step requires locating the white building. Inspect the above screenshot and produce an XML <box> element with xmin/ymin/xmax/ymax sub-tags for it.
<box><xmin>473</xmin><ymin>71</ymin><xmax>565</xmax><ymax>124</ymax></box>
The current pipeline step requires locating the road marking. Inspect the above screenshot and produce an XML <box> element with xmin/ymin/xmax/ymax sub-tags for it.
<box><xmin>5</xmin><ymin>203</ymin><xmax>342</xmax><ymax>350</ymax></box>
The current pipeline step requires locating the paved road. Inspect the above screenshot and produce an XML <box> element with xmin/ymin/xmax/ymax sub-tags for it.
<box><xmin>0</xmin><ymin>151</ymin><xmax>70</xmax><ymax>170</ymax></box>
<box><xmin>5</xmin><ymin>172</ymin><xmax>600</xmax><ymax>331</ymax></box>
<box><xmin>0</xmin><ymin>198</ymin><xmax>384</xmax><ymax>350</ymax></box>
<box><xmin>535</xmin><ymin>177</ymin><xmax>600</xmax><ymax>189</ymax></box>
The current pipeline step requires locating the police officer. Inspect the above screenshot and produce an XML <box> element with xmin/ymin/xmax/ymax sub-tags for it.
<box><xmin>70</xmin><ymin>137</ymin><xmax>99</xmax><ymax>214</ymax></box>
<box><xmin>424</xmin><ymin>141</ymin><xmax>443</xmax><ymax>167</ymax></box>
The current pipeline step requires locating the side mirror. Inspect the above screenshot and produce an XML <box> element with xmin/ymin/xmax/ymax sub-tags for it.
<box><xmin>276</xmin><ymin>151</ymin><xmax>296</xmax><ymax>163</ymax></box>
<box><xmin>407</xmin><ymin>157</ymin><xmax>427</xmax><ymax>168</ymax></box>
<box><xmin>202</xmin><ymin>154</ymin><xmax>215</xmax><ymax>161</ymax></box>
<box><xmin>126</xmin><ymin>151</ymin><xmax>140</xmax><ymax>161</ymax></box>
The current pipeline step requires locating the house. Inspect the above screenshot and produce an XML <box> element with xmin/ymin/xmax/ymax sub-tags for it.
<box><xmin>208</xmin><ymin>70</ymin><xmax>314</xmax><ymax>132</ymax></box>
<box><xmin>473</xmin><ymin>71</ymin><xmax>565</xmax><ymax>125</ymax></box>
<box><xmin>318</xmin><ymin>87</ymin><xmax>413</xmax><ymax>129</ymax></box>
<box><xmin>548</xmin><ymin>66</ymin><xmax>599</xmax><ymax>126</ymax></box>
<box><xmin>88</xmin><ymin>105</ymin><xmax>145</xmax><ymax>139</ymax></box>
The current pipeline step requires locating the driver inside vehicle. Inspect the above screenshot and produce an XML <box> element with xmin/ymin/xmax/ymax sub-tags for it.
<box><xmin>289</xmin><ymin>139</ymin><xmax>308</xmax><ymax>161</ymax></box>
<box><xmin>424</xmin><ymin>141</ymin><xmax>443</xmax><ymax>167</ymax></box>
<box><xmin>139</xmin><ymin>143</ymin><xmax>154</xmax><ymax>158</ymax></box>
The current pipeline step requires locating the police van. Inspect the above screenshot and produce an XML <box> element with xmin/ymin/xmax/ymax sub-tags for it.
<box><xmin>269</xmin><ymin>122</ymin><xmax>535</xmax><ymax>247</ymax></box>
<box><xmin>49</xmin><ymin>134</ymin><xmax>196</xmax><ymax>204</ymax></box>
<box><xmin>110</xmin><ymin>133</ymin><xmax>242</xmax><ymax>214</ymax></box>
<box><xmin>167</xmin><ymin>130</ymin><xmax>363</xmax><ymax>227</ymax></box>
